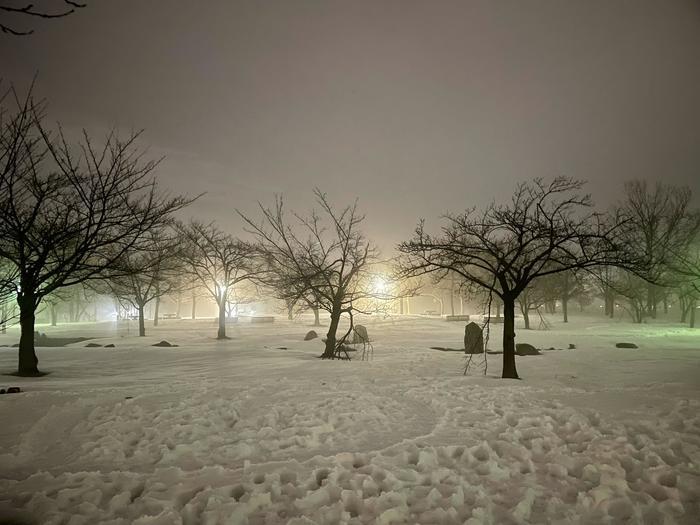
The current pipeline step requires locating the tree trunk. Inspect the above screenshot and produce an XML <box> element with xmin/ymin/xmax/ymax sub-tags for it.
<box><xmin>1</xmin><ymin>301</ymin><xmax>7</xmax><ymax>333</ymax></box>
<box><xmin>633</xmin><ymin>301</ymin><xmax>643</xmax><ymax>324</ymax></box>
<box><xmin>663</xmin><ymin>296</ymin><xmax>668</xmax><ymax>315</ymax></box>
<box><xmin>191</xmin><ymin>293</ymin><xmax>196</xmax><ymax>319</ymax></box>
<box><xmin>68</xmin><ymin>299</ymin><xmax>75</xmax><ymax>323</ymax></box>
<box><xmin>176</xmin><ymin>295</ymin><xmax>182</xmax><ymax>318</ymax></box>
<box><xmin>562</xmin><ymin>273</ymin><xmax>569</xmax><ymax>323</ymax></box>
<box><xmin>322</xmin><ymin>307</ymin><xmax>341</xmax><ymax>358</ymax></box>
<box><xmin>460</xmin><ymin>296</ymin><xmax>464</xmax><ymax>315</ymax></box>
<box><xmin>50</xmin><ymin>303</ymin><xmax>58</xmax><ymax>326</ymax></box>
<box><xmin>496</xmin><ymin>302</ymin><xmax>501</xmax><ymax>318</ymax></box>
<box><xmin>690</xmin><ymin>300</ymin><xmax>696</xmax><ymax>328</ymax></box>
<box><xmin>217</xmin><ymin>299</ymin><xmax>227</xmax><ymax>339</ymax></box>
<box><xmin>399</xmin><ymin>297</ymin><xmax>404</xmax><ymax>315</ymax></box>
<box><xmin>287</xmin><ymin>300</ymin><xmax>294</xmax><ymax>321</ymax></box>
<box><xmin>450</xmin><ymin>273</ymin><xmax>455</xmax><ymax>315</ymax></box>
<box><xmin>646</xmin><ymin>285</ymin><xmax>655</xmax><ymax>319</ymax></box>
<box><xmin>137</xmin><ymin>304</ymin><xmax>146</xmax><ymax>336</ymax></box>
<box><xmin>313</xmin><ymin>306</ymin><xmax>320</xmax><ymax>326</ymax></box>
<box><xmin>680</xmin><ymin>296</ymin><xmax>688</xmax><ymax>323</ymax></box>
<box><xmin>17</xmin><ymin>290</ymin><xmax>40</xmax><ymax>376</ymax></box>
<box><xmin>502</xmin><ymin>295</ymin><xmax>519</xmax><ymax>379</ymax></box>
<box><xmin>520</xmin><ymin>301</ymin><xmax>530</xmax><ymax>330</ymax></box>
<box><xmin>153</xmin><ymin>296</ymin><xmax>160</xmax><ymax>326</ymax></box>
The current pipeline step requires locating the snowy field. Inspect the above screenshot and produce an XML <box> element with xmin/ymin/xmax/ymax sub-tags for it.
<box><xmin>0</xmin><ymin>314</ymin><xmax>699</xmax><ymax>525</ymax></box>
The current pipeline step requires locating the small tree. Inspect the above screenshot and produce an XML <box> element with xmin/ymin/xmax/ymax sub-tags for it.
<box><xmin>97</xmin><ymin>231</ymin><xmax>182</xmax><ymax>336</ymax></box>
<box><xmin>241</xmin><ymin>190</ymin><xmax>379</xmax><ymax>359</ymax></box>
<box><xmin>0</xmin><ymin>88</ymin><xmax>192</xmax><ymax>375</ymax></box>
<box><xmin>180</xmin><ymin>222</ymin><xmax>261</xmax><ymax>339</ymax></box>
<box><xmin>399</xmin><ymin>177</ymin><xmax>624</xmax><ymax>379</ymax></box>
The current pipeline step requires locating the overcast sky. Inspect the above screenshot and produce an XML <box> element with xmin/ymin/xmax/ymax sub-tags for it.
<box><xmin>3</xmin><ymin>0</ymin><xmax>700</xmax><ymax>249</ymax></box>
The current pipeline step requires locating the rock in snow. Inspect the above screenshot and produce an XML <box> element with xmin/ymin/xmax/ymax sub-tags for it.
<box><xmin>152</xmin><ymin>340</ymin><xmax>178</xmax><ymax>347</ymax></box>
<box><xmin>516</xmin><ymin>343</ymin><xmax>541</xmax><ymax>355</ymax></box>
<box><xmin>463</xmin><ymin>322</ymin><xmax>484</xmax><ymax>354</ymax></box>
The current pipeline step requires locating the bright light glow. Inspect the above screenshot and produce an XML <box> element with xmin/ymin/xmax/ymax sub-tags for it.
<box><xmin>372</xmin><ymin>276</ymin><xmax>389</xmax><ymax>295</ymax></box>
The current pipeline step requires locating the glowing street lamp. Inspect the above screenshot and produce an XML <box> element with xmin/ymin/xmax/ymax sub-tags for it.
<box><xmin>372</xmin><ymin>275</ymin><xmax>389</xmax><ymax>295</ymax></box>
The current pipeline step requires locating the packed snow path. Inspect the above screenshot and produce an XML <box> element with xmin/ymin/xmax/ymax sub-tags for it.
<box><xmin>1</xmin><ymin>316</ymin><xmax>699</xmax><ymax>524</ymax></box>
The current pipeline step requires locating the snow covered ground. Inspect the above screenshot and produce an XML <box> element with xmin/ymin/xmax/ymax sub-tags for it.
<box><xmin>0</xmin><ymin>314</ymin><xmax>698</xmax><ymax>524</ymax></box>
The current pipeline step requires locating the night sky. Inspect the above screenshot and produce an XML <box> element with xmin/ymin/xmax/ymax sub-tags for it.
<box><xmin>3</xmin><ymin>0</ymin><xmax>700</xmax><ymax>248</ymax></box>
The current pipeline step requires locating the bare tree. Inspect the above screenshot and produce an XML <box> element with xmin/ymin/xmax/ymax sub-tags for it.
<box><xmin>95</xmin><ymin>230</ymin><xmax>182</xmax><ymax>337</ymax></box>
<box><xmin>517</xmin><ymin>284</ymin><xmax>546</xmax><ymax>330</ymax></box>
<box><xmin>1</xmin><ymin>1</ymin><xmax>86</xmax><ymax>36</ymax></box>
<box><xmin>669</xmin><ymin>236</ymin><xmax>700</xmax><ymax>328</ymax></box>
<box><xmin>0</xmin><ymin>259</ymin><xmax>17</xmax><ymax>332</ymax></box>
<box><xmin>240</xmin><ymin>190</ymin><xmax>380</xmax><ymax>359</ymax></box>
<box><xmin>615</xmin><ymin>181</ymin><xmax>699</xmax><ymax>320</ymax></box>
<box><xmin>179</xmin><ymin>221</ymin><xmax>261</xmax><ymax>339</ymax></box>
<box><xmin>399</xmin><ymin>177</ymin><xmax>625</xmax><ymax>379</ymax></box>
<box><xmin>0</xmin><ymin>88</ymin><xmax>193</xmax><ymax>375</ymax></box>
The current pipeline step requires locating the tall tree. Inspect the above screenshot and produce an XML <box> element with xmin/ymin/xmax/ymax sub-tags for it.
<box><xmin>180</xmin><ymin>222</ymin><xmax>261</xmax><ymax>339</ymax></box>
<box><xmin>241</xmin><ymin>190</ymin><xmax>379</xmax><ymax>359</ymax></box>
<box><xmin>399</xmin><ymin>177</ymin><xmax>624</xmax><ymax>379</ymax></box>
<box><xmin>0</xmin><ymin>88</ymin><xmax>192</xmax><ymax>375</ymax></box>
<box><xmin>616</xmin><ymin>181</ymin><xmax>698</xmax><ymax>320</ymax></box>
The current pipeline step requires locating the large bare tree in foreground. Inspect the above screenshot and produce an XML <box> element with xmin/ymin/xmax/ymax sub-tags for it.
<box><xmin>241</xmin><ymin>190</ymin><xmax>380</xmax><ymax>359</ymax></box>
<box><xmin>398</xmin><ymin>177</ymin><xmax>624</xmax><ymax>379</ymax></box>
<box><xmin>0</xmin><ymin>89</ymin><xmax>192</xmax><ymax>375</ymax></box>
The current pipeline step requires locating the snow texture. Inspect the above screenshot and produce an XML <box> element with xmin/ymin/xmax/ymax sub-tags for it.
<box><xmin>0</xmin><ymin>315</ymin><xmax>699</xmax><ymax>524</ymax></box>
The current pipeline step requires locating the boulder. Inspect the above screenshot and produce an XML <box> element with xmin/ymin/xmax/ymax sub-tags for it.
<box><xmin>515</xmin><ymin>343</ymin><xmax>541</xmax><ymax>356</ymax></box>
<box><xmin>352</xmin><ymin>325</ymin><xmax>369</xmax><ymax>344</ymax></box>
<box><xmin>152</xmin><ymin>340</ymin><xmax>178</xmax><ymax>347</ymax></box>
<box><xmin>85</xmin><ymin>343</ymin><xmax>102</xmax><ymax>348</ymax></box>
<box><xmin>615</xmin><ymin>342</ymin><xmax>638</xmax><ymax>349</ymax></box>
<box><xmin>568</xmin><ymin>344</ymin><xmax>576</xmax><ymax>349</ymax></box>
<box><xmin>463</xmin><ymin>322</ymin><xmax>484</xmax><ymax>354</ymax></box>
<box><xmin>304</xmin><ymin>330</ymin><xmax>318</xmax><ymax>341</ymax></box>
<box><xmin>104</xmin><ymin>344</ymin><xmax>116</xmax><ymax>348</ymax></box>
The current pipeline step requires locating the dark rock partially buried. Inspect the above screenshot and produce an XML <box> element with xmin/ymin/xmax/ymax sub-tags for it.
<box><xmin>104</xmin><ymin>344</ymin><xmax>116</xmax><ymax>348</ymax></box>
<box><xmin>0</xmin><ymin>386</ymin><xmax>21</xmax><ymax>394</ymax></box>
<box><xmin>516</xmin><ymin>343</ymin><xmax>541</xmax><ymax>356</ymax></box>
<box><xmin>85</xmin><ymin>343</ymin><xmax>102</xmax><ymax>348</ymax></box>
<box><xmin>352</xmin><ymin>325</ymin><xmax>369</xmax><ymax>344</ymax></box>
<box><xmin>615</xmin><ymin>342</ymin><xmax>638</xmax><ymax>349</ymax></box>
<box><xmin>304</xmin><ymin>330</ymin><xmax>318</xmax><ymax>341</ymax></box>
<box><xmin>152</xmin><ymin>340</ymin><xmax>178</xmax><ymax>347</ymax></box>
<box><xmin>463</xmin><ymin>322</ymin><xmax>484</xmax><ymax>354</ymax></box>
